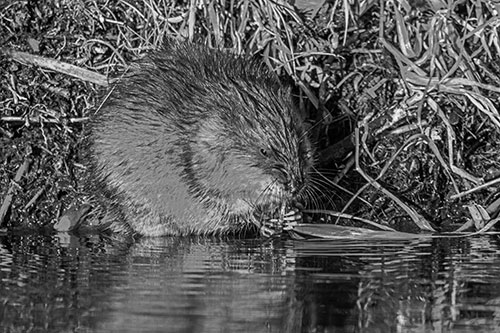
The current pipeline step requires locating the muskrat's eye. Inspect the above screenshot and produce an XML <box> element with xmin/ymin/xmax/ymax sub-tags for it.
<box><xmin>260</xmin><ymin>148</ymin><xmax>268</xmax><ymax>157</ymax></box>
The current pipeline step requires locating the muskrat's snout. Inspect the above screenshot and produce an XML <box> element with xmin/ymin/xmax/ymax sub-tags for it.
<box><xmin>285</xmin><ymin>176</ymin><xmax>301</xmax><ymax>196</ymax></box>
<box><xmin>275</xmin><ymin>166</ymin><xmax>309</xmax><ymax>200</ymax></box>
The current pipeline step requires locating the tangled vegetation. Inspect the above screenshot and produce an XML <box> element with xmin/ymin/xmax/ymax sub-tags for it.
<box><xmin>1</xmin><ymin>0</ymin><xmax>500</xmax><ymax>234</ymax></box>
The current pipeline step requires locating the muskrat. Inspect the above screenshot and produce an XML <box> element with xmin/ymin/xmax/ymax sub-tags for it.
<box><xmin>85</xmin><ymin>41</ymin><xmax>314</xmax><ymax>237</ymax></box>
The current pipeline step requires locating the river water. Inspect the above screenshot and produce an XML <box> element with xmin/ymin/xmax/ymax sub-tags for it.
<box><xmin>1</xmin><ymin>232</ymin><xmax>500</xmax><ymax>332</ymax></box>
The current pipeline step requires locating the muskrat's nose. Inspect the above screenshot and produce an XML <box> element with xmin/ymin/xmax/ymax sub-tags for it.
<box><xmin>285</xmin><ymin>176</ymin><xmax>302</xmax><ymax>197</ymax></box>
<box><xmin>273</xmin><ymin>164</ymin><xmax>305</xmax><ymax>196</ymax></box>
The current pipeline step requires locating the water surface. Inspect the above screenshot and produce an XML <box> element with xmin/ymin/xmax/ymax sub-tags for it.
<box><xmin>1</xmin><ymin>233</ymin><xmax>500</xmax><ymax>332</ymax></box>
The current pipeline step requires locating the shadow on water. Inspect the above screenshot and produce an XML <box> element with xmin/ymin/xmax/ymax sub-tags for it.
<box><xmin>1</xmin><ymin>232</ymin><xmax>500</xmax><ymax>332</ymax></box>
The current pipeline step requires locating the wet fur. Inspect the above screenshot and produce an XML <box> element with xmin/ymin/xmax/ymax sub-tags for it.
<box><xmin>87</xmin><ymin>41</ymin><xmax>314</xmax><ymax>236</ymax></box>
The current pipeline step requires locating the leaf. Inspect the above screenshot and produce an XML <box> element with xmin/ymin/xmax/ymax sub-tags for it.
<box><xmin>287</xmin><ymin>224</ymin><xmax>429</xmax><ymax>240</ymax></box>
<box><xmin>465</xmin><ymin>204</ymin><xmax>490</xmax><ymax>230</ymax></box>
<box><xmin>54</xmin><ymin>204</ymin><xmax>91</xmax><ymax>232</ymax></box>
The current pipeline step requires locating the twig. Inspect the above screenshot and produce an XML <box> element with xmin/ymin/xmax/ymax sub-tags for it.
<box><xmin>450</xmin><ymin>177</ymin><xmax>500</xmax><ymax>200</ymax></box>
<box><xmin>2</xmin><ymin>48</ymin><xmax>109</xmax><ymax>87</ymax></box>
<box><xmin>0</xmin><ymin>157</ymin><xmax>31</xmax><ymax>226</ymax></box>
<box><xmin>24</xmin><ymin>185</ymin><xmax>47</xmax><ymax>210</ymax></box>
<box><xmin>303</xmin><ymin>209</ymin><xmax>396</xmax><ymax>231</ymax></box>
<box><xmin>1</xmin><ymin>116</ymin><xmax>89</xmax><ymax>124</ymax></box>
<box><xmin>337</xmin><ymin>182</ymin><xmax>371</xmax><ymax>225</ymax></box>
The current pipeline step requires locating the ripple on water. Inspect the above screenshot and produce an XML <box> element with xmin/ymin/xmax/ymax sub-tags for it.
<box><xmin>1</xmin><ymin>233</ymin><xmax>500</xmax><ymax>332</ymax></box>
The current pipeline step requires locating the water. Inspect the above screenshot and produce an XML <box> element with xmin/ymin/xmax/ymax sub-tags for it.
<box><xmin>1</xmin><ymin>233</ymin><xmax>500</xmax><ymax>332</ymax></box>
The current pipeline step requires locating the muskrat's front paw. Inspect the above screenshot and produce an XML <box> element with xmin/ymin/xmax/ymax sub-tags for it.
<box><xmin>259</xmin><ymin>224</ymin><xmax>276</xmax><ymax>238</ymax></box>
<box><xmin>282</xmin><ymin>209</ymin><xmax>303</xmax><ymax>231</ymax></box>
<box><xmin>259</xmin><ymin>216</ymin><xmax>283</xmax><ymax>237</ymax></box>
<box><xmin>259</xmin><ymin>208</ymin><xmax>303</xmax><ymax>237</ymax></box>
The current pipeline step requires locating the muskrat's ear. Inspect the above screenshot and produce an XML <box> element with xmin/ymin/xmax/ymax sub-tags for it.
<box><xmin>278</xmin><ymin>73</ymin><xmax>295</xmax><ymax>88</ymax></box>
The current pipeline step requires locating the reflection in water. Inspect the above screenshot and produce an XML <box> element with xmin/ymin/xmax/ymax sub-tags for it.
<box><xmin>1</xmin><ymin>233</ymin><xmax>500</xmax><ymax>332</ymax></box>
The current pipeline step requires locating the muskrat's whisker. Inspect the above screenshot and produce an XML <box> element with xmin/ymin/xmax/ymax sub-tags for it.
<box><xmin>256</xmin><ymin>179</ymin><xmax>278</xmax><ymax>205</ymax></box>
<box><xmin>301</xmin><ymin>187</ymin><xmax>316</xmax><ymax>210</ymax></box>
<box><xmin>312</xmin><ymin>169</ymin><xmax>341</xmax><ymax>176</ymax></box>
<box><xmin>306</xmin><ymin>182</ymin><xmax>332</xmax><ymax>210</ymax></box>
<box><xmin>309</xmin><ymin>184</ymin><xmax>326</xmax><ymax>208</ymax></box>
<box><xmin>309</xmin><ymin>180</ymin><xmax>340</xmax><ymax>200</ymax></box>
<box><xmin>306</xmin><ymin>178</ymin><xmax>338</xmax><ymax>209</ymax></box>
<box><xmin>311</xmin><ymin>166</ymin><xmax>363</xmax><ymax>199</ymax></box>
<box><xmin>309</xmin><ymin>177</ymin><xmax>339</xmax><ymax>198</ymax></box>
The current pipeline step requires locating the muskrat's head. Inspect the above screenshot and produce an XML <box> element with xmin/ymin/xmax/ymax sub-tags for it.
<box><xmin>186</xmin><ymin>70</ymin><xmax>315</xmax><ymax>218</ymax></box>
